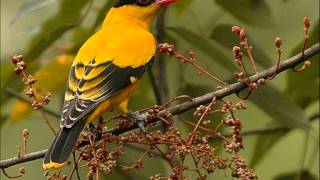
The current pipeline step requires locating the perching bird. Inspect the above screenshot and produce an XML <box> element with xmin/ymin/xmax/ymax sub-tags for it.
<box><xmin>43</xmin><ymin>0</ymin><xmax>176</xmax><ymax>170</ymax></box>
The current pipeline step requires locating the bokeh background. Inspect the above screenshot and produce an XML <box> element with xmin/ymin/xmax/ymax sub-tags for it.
<box><xmin>1</xmin><ymin>0</ymin><xmax>319</xmax><ymax>179</ymax></box>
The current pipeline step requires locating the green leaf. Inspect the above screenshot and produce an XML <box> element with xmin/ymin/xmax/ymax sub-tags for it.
<box><xmin>274</xmin><ymin>170</ymin><xmax>318</xmax><ymax>180</ymax></box>
<box><xmin>210</xmin><ymin>24</ymin><xmax>273</xmax><ymax>68</ymax></box>
<box><xmin>250</xmin><ymin>122</ymin><xmax>289</xmax><ymax>167</ymax></box>
<box><xmin>173</xmin><ymin>0</ymin><xmax>193</xmax><ymax>15</ymax></box>
<box><xmin>26</xmin><ymin>24</ymin><xmax>76</xmax><ymax>61</ymax></box>
<box><xmin>250</xmin><ymin>84</ymin><xmax>309</xmax><ymax>128</ymax></box>
<box><xmin>71</xmin><ymin>0</ymin><xmax>117</xmax><ymax>54</ymax></box>
<box><xmin>24</xmin><ymin>0</ymin><xmax>91</xmax><ymax>62</ymax></box>
<box><xmin>210</xmin><ymin>24</ymin><xmax>239</xmax><ymax>49</ymax></box>
<box><xmin>10</xmin><ymin>0</ymin><xmax>56</xmax><ymax>26</ymax></box>
<box><xmin>93</xmin><ymin>0</ymin><xmax>117</xmax><ymax>29</ymax></box>
<box><xmin>168</xmin><ymin>27</ymin><xmax>237</xmax><ymax>72</ymax></box>
<box><xmin>0</xmin><ymin>63</ymin><xmax>22</xmax><ymax>105</ymax></box>
<box><xmin>0</xmin><ymin>62</ymin><xmax>15</xmax><ymax>90</ymax></box>
<box><xmin>285</xmin><ymin>24</ymin><xmax>320</xmax><ymax>108</ymax></box>
<box><xmin>215</xmin><ymin>0</ymin><xmax>276</xmax><ymax>27</ymax></box>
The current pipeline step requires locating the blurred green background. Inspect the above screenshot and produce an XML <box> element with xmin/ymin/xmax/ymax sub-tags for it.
<box><xmin>0</xmin><ymin>0</ymin><xmax>319</xmax><ymax>179</ymax></box>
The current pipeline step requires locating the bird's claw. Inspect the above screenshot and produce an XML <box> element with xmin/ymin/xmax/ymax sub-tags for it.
<box><xmin>127</xmin><ymin>111</ymin><xmax>148</xmax><ymax>133</ymax></box>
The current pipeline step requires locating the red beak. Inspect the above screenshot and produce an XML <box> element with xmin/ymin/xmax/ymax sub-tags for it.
<box><xmin>155</xmin><ymin>0</ymin><xmax>176</xmax><ymax>7</ymax></box>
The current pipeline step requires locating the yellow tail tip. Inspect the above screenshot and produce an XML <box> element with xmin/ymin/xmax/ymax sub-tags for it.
<box><xmin>43</xmin><ymin>162</ymin><xmax>65</xmax><ymax>170</ymax></box>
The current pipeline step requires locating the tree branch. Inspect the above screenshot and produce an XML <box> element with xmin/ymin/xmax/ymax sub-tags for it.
<box><xmin>0</xmin><ymin>150</ymin><xmax>47</xmax><ymax>169</ymax></box>
<box><xmin>111</xmin><ymin>43</ymin><xmax>320</xmax><ymax>135</ymax></box>
<box><xmin>0</xmin><ymin>43</ymin><xmax>319</xmax><ymax>169</ymax></box>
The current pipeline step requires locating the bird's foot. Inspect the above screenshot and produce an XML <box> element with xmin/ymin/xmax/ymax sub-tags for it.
<box><xmin>127</xmin><ymin>111</ymin><xmax>148</xmax><ymax>133</ymax></box>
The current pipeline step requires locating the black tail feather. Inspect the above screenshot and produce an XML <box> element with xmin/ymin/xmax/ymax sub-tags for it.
<box><xmin>43</xmin><ymin>120</ymin><xmax>86</xmax><ymax>167</ymax></box>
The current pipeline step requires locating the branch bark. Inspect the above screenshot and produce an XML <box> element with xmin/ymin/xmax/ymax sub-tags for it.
<box><xmin>0</xmin><ymin>43</ymin><xmax>319</xmax><ymax>169</ymax></box>
<box><xmin>0</xmin><ymin>150</ymin><xmax>47</xmax><ymax>169</ymax></box>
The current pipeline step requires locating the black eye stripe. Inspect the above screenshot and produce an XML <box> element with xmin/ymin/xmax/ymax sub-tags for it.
<box><xmin>113</xmin><ymin>0</ymin><xmax>135</xmax><ymax>7</ymax></box>
<box><xmin>113</xmin><ymin>0</ymin><xmax>155</xmax><ymax>8</ymax></box>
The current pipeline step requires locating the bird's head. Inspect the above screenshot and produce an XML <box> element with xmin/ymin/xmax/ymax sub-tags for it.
<box><xmin>103</xmin><ymin>0</ymin><xmax>176</xmax><ymax>29</ymax></box>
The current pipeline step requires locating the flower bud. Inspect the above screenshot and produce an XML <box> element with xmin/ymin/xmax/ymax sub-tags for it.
<box><xmin>239</xmin><ymin>29</ymin><xmax>247</xmax><ymax>40</ymax></box>
<box><xmin>304</xmin><ymin>61</ymin><xmax>311</xmax><ymax>68</ymax></box>
<box><xmin>14</xmin><ymin>67</ymin><xmax>23</xmax><ymax>74</ymax></box>
<box><xmin>233</xmin><ymin>46</ymin><xmax>241</xmax><ymax>55</ymax></box>
<box><xmin>11</xmin><ymin>54</ymin><xmax>23</xmax><ymax>64</ymax></box>
<box><xmin>19</xmin><ymin>167</ymin><xmax>25</xmax><ymax>175</ymax></box>
<box><xmin>22</xmin><ymin>129</ymin><xmax>30</xmax><ymax>138</ymax></box>
<box><xmin>303</xmin><ymin>16</ymin><xmax>310</xmax><ymax>28</ymax></box>
<box><xmin>275</xmin><ymin>37</ymin><xmax>282</xmax><ymax>48</ymax></box>
<box><xmin>231</xmin><ymin>26</ymin><xmax>241</xmax><ymax>36</ymax></box>
<box><xmin>249</xmin><ymin>82</ymin><xmax>257</xmax><ymax>89</ymax></box>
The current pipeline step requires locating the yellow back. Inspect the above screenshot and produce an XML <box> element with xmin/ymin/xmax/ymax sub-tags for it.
<box><xmin>73</xmin><ymin>4</ymin><xmax>160</xmax><ymax>68</ymax></box>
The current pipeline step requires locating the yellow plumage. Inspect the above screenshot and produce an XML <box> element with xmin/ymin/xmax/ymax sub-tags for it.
<box><xmin>73</xmin><ymin>6</ymin><xmax>157</xmax><ymax>67</ymax></box>
<box><xmin>43</xmin><ymin>0</ymin><xmax>176</xmax><ymax>170</ymax></box>
<box><xmin>65</xmin><ymin>6</ymin><xmax>158</xmax><ymax>102</ymax></box>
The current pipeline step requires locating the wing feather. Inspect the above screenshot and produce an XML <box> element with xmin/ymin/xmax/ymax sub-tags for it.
<box><xmin>60</xmin><ymin>59</ymin><xmax>154</xmax><ymax>128</ymax></box>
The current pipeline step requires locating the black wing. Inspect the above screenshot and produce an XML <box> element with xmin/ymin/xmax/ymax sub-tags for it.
<box><xmin>60</xmin><ymin>59</ymin><xmax>154</xmax><ymax>128</ymax></box>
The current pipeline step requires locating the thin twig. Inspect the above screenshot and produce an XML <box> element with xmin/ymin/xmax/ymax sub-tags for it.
<box><xmin>292</xmin><ymin>17</ymin><xmax>311</xmax><ymax>72</ymax></box>
<box><xmin>39</xmin><ymin>110</ymin><xmax>57</xmax><ymax>135</ymax></box>
<box><xmin>189</xmin><ymin>97</ymin><xmax>216</xmax><ymax>142</ymax></box>
<box><xmin>151</xmin><ymin>144</ymin><xmax>175</xmax><ymax>168</ymax></box>
<box><xmin>72</xmin><ymin>151</ymin><xmax>81</xmax><ymax>180</ymax></box>
<box><xmin>245</xmin><ymin>43</ymin><xmax>258</xmax><ymax>74</ymax></box>
<box><xmin>4</xmin><ymin>88</ymin><xmax>60</xmax><ymax>119</ymax></box>
<box><xmin>267</xmin><ymin>38</ymin><xmax>282</xmax><ymax>80</ymax></box>
<box><xmin>179</xmin><ymin>116</ymin><xmax>230</xmax><ymax>142</ymax></box>
<box><xmin>171</xmin><ymin>50</ymin><xmax>228</xmax><ymax>86</ymax></box>
<box><xmin>1</xmin><ymin>168</ymin><xmax>22</xmax><ymax>179</ymax></box>
<box><xmin>190</xmin><ymin>152</ymin><xmax>205</xmax><ymax>180</ymax></box>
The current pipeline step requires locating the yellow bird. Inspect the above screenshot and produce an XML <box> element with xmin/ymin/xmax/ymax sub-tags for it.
<box><xmin>43</xmin><ymin>0</ymin><xmax>176</xmax><ymax>170</ymax></box>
